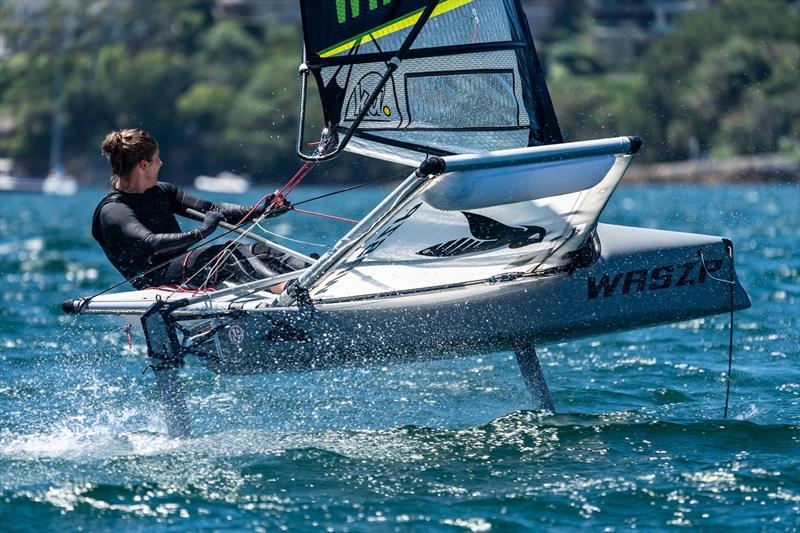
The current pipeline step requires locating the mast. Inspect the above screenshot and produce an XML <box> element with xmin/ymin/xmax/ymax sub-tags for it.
<box><xmin>49</xmin><ymin>65</ymin><xmax>65</xmax><ymax>176</ymax></box>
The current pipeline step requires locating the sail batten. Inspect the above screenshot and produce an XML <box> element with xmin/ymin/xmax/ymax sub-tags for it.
<box><xmin>307</xmin><ymin>41</ymin><xmax>528</xmax><ymax>68</ymax></box>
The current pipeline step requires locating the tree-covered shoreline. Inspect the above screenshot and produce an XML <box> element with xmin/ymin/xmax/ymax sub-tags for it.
<box><xmin>0</xmin><ymin>0</ymin><xmax>797</xmax><ymax>184</ymax></box>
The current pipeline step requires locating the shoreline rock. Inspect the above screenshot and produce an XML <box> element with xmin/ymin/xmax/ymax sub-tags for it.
<box><xmin>624</xmin><ymin>155</ymin><xmax>799</xmax><ymax>185</ymax></box>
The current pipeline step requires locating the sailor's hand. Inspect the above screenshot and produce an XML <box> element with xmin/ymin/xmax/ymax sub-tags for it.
<box><xmin>198</xmin><ymin>210</ymin><xmax>225</xmax><ymax>237</ymax></box>
<box><xmin>257</xmin><ymin>193</ymin><xmax>292</xmax><ymax>218</ymax></box>
<box><xmin>270</xmin><ymin>194</ymin><xmax>292</xmax><ymax>215</ymax></box>
<box><xmin>253</xmin><ymin>195</ymin><xmax>272</xmax><ymax>217</ymax></box>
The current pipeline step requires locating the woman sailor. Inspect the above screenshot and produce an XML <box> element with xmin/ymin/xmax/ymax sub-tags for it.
<box><xmin>92</xmin><ymin>128</ymin><xmax>307</xmax><ymax>292</ymax></box>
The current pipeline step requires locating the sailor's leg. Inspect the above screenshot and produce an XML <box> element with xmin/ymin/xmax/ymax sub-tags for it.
<box><xmin>151</xmin><ymin>364</ymin><xmax>191</xmax><ymax>438</ymax></box>
<box><xmin>229</xmin><ymin>243</ymin><xmax>303</xmax><ymax>293</ymax></box>
<box><xmin>512</xmin><ymin>342</ymin><xmax>554</xmax><ymax>411</ymax></box>
<box><xmin>251</xmin><ymin>242</ymin><xmax>312</xmax><ymax>271</ymax></box>
<box><xmin>222</xmin><ymin>245</ymin><xmax>288</xmax><ymax>292</ymax></box>
<box><xmin>172</xmin><ymin>244</ymin><xmax>233</xmax><ymax>288</ymax></box>
<box><xmin>236</xmin><ymin>244</ymin><xmax>280</xmax><ymax>278</ymax></box>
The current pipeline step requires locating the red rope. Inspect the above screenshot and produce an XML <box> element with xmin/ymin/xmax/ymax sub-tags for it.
<box><xmin>282</xmin><ymin>162</ymin><xmax>315</xmax><ymax>197</ymax></box>
<box><xmin>144</xmin><ymin>285</ymin><xmax>216</xmax><ymax>293</ymax></box>
<box><xmin>293</xmin><ymin>208</ymin><xmax>359</xmax><ymax>224</ymax></box>
<box><xmin>276</xmin><ymin>161</ymin><xmax>314</xmax><ymax>199</ymax></box>
<box><xmin>198</xmin><ymin>161</ymin><xmax>318</xmax><ymax>288</ymax></box>
<box><xmin>235</xmin><ymin>191</ymin><xmax>274</xmax><ymax>225</ymax></box>
<box><xmin>181</xmin><ymin>249</ymin><xmax>195</xmax><ymax>285</ymax></box>
<box><xmin>277</xmin><ymin>162</ymin><xmax>310</xmax><ymax>196</ymax></box>
<box><xmin>199</xmin><ymin>239</ymin><xmax>235</xmax><ymax>290</ymax></box>
<box><xmin>234</xmin><ymin>162</ymin><xmax>315</xmax><ymax>226</ymax></box>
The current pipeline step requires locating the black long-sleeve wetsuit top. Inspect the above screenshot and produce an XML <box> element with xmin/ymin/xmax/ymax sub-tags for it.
<box><xmin>92</xmin><ymin>182</ymin><xmax>253</xmax><ymax>289</ymax></box>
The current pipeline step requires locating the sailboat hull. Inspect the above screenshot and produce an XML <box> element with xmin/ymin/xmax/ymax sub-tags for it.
<box><xmin>200</xmin><ymin>223</ymin><xmax>750</xmax><ymax>374</ymax></box>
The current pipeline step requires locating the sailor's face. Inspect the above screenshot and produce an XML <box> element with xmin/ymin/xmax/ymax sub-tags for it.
<box><xmin>144</xmin><ymin>150</ymin><xmax>163</xmax><ymax>184</ymax></box>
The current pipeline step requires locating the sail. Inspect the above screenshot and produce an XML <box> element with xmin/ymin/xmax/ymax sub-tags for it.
<box><xmin>290</xmin><ymin>137</ymin><xmax>639</xmax><ymax>303</ymax></box>
<box><xmin>298</xmin><ymin>0</ymin><xmax>562</xmax><ymax>164</ymax></box>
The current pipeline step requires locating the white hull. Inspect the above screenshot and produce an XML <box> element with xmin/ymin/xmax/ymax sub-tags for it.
<box><xmin>63</xmin><ymin>137</ymin><xmax>750</xmax><ymax>374</ymax></box>
<box><xmin>189</xmin><ymin>224</ymin><xmax>750</xmax><ymax>374</ymax></box>
<box><xmin>66</xmin><ymin>224</ymin><xmax>749</xmax><ymax>374</ymax></box>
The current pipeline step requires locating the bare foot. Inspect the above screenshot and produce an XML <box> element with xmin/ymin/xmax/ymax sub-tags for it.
<box><xmin>268</xmin><ymin>281</ymin><xmax>287</xmax><ymax>294</ymax></box>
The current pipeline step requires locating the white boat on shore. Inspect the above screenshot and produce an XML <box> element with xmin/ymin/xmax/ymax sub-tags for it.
<box><xmin>0</xmin><ymin>160</ymin><xmax>77</xmax><ymax>196</ymax></box>
<box><xmin>42</xmin><ymin>167</ymin><xmax>78</xmax><ymax>196</ymax></box>
<box><xmin>194</xmin><ymin>171</ymin><xmax>250</xmax><ymax>194</ymax></box>
<box><xmin>0</xmin><ymin>174</ymin><xmax>42</xmax><ymax>193</ymax></box>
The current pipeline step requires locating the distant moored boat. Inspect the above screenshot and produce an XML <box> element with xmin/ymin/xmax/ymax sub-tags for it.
<box><xmin>194</xmin><ymin>171</ymin><xmax>250</xmax><ymax>194</ymax></box>
<box><xmin>0</xmin><ymin>159</ymin><xmax>77</xmax><ymax>196</ymax></box>
<box><xmin>42</xmin><ymin>165</ymin><xmax>78</xmax><ymax>196</ymax></box>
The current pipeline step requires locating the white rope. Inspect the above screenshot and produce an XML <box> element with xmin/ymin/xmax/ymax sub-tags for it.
<box><xmin>175</xmin><ymin>213</ymin><xmax>266</xmax><ymax>293</ymax></box>
<box><xmin>252</xmin><ymin>220</ymin><xmax>330</xmax><ymax>248</ymax></box>
<box><xmin>196</xmin><ymin>217</ymin><xmax>262</xmax><ymax>290</ymax></box>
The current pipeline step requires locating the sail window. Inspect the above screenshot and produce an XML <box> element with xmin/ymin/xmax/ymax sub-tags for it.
<box><xmin>405</xmin><ymin>69</ymin><xmax>520</xmax><ymax>129</ymax></box>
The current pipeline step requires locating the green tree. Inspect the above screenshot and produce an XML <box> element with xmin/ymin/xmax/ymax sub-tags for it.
<box><xmin>194</xmin><ymin>21</ymin><xmax>263</xmax><ymax>87</ymax></box>
<box><xmin>631</xmin><ymin>0</ymin><xmax>800</xmax><ymax>161</ymax></box>
<box><xmin>176</xmin><ymin>81</ymin><xmax>238</xmax><ymax>171</ymax></box>
<box><xmin>715</xmin><ymin>41</ymin><xmax>800</xmax><ymax>157</ymax></box>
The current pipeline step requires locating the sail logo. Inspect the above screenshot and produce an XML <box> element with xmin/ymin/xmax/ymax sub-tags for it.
<box><xmin>587</xmin><ymin>258</ymin><xmax>724</xmax><ymax>299</ymax></box>
<box><xmin>336</xmin><ymin>0</ymin><xmax>394</xmax><ymax>24</ymax></box>
<box><xmin>344</xmin><ymin>72</ymin><xmax>401</xmax><ymax>123</ymax></box>
<box><xmin>417</xmin><ymin>212</ymin><xmax>546</xmax><ymax>257</ymax></box>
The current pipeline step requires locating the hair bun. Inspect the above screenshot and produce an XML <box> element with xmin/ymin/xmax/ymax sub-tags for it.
<box><xmin>100</xmin><ymin>131</ymin><xmax>123</xmax><ymax>156</ymax></box>
<box><xmin>99</xmin><ymin>128</ymin><xmax>158</xmax><ymax>179</ymax></box>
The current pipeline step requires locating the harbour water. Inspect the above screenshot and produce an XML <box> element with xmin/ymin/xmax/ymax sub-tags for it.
<box><xmin>0</xmin><ymin>184</ymin><xmax>798</xmax><ymax>531</ymax></box>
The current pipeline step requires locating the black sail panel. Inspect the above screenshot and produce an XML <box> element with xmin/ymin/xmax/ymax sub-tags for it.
<box><xmin>298</xmin><ymin>0</ymin><xmax>562</xmax><ymax>164</ymax></box>
<box><xmin>301</xmin><ymin>0</ymin><xmax>430</xmax><ymax>58</ymax></box>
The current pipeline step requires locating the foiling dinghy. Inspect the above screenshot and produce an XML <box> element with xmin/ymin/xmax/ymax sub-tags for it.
<box><xmin>63</xmin><ymin>0</ymin><xmax>750</xmax><ymax>436</ymax></box>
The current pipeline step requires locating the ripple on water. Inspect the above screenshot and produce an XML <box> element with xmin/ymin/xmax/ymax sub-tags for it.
<box><xmin>0</xmin><ymin>186</ymin><xmax>799</xmax><ymax>530</ymax></box>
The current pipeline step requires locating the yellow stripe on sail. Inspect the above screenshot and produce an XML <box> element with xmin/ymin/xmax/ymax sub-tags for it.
<box><xmin>320</xmin><ymin>0</ymin><xmax>474</xmax><ymax>58</ymax></box>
